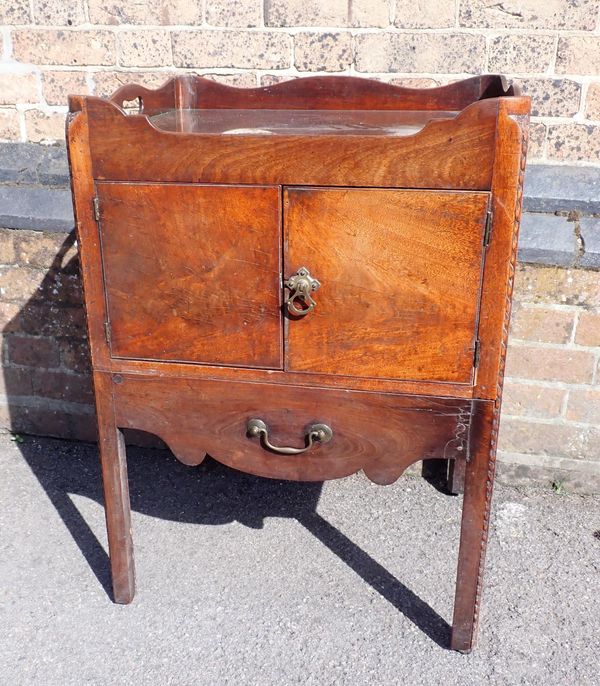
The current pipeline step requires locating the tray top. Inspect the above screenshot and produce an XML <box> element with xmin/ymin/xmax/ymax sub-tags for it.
<box><xmin>148</xmin><ymin>108</ymin><xmax>459</xmax><ymax>136</ymax></box>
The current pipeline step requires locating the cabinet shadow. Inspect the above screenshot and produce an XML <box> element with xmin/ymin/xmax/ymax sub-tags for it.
<box><xmin>17</xmin><ymin>438</ymin><xmax>451</xmax><ymax>648</ymax></box>
<box><xmin>4</xmin><ymin>231</ymin><xmax>450</xmax><ymax>648</ymax></box>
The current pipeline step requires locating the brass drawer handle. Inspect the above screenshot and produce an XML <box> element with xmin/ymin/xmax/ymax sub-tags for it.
<box><xmin>247</xmin><ymin>418</ymin><xmax>333</xmax><ymax>455</ymax></box>
<box><xmin>285</xmin><ymin>267</ymin><xmax>320</xmax><ymax>317</ymax></box>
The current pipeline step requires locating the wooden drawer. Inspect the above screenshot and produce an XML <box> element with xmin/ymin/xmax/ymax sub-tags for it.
<box><xmin>112</xmin><ymin>373</ymin><xmax>472</xmax><ymax>484</ymax></box>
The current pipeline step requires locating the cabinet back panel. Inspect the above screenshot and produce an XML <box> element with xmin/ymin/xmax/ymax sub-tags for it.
<box><xmin>97</xmin><ymin>183</ymin><xmax>282</xmax><ymax>369</ymax></box>
<box><xmin>284</xmin><ymin>188</ymin><xmax>489</xmax><ymax>383</ymax></box>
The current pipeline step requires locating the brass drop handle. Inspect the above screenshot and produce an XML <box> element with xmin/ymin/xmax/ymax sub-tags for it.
<box><xmin>285</xmin><ymin>267</ymin><xmax>320</xmax><ymax>317</ymax></box>
<box><xmin>247</xmin><ymin>418</ymin><xmax>333</xmax><ymax>455</ymax></box>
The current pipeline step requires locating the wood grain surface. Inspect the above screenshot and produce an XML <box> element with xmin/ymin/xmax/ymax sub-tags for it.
<box><xmin>284</xmin><ymin>188</ymin><xmax>489</xmax><ymax>382</ymax></box>
<box><xmin>97</xmin><ymin>182</ymin><xmax>282</xmax><ymax>368</ymax></box>
<box><xmin>84</xmin><ymin>96</ymin><xmax>499</xmax><ymax>189</ymax></box>
<box><xmin>111</xmin><ymin>371</ymin><xmax>472</xmax><ymax>485</ymax></box>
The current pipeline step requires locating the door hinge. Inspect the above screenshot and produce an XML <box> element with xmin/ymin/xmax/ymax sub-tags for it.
<box><xmin>473</xmin><ymin>339</ymin><xmax>481</xmax><ymax>368</ymax></box>
<box><xmin>93</xmin><ymin>196</ymin><xmax>100</xmax><ymax>223</ymax></box>
<box><xmin>104</xmin><ymin>320</ymin><xmax>111</xmax><ymax>345</ymax></box>
<box><xmin>483</xmin><ymin>209</ymin><xmax>493</xmax><ymax>247</ymax></box>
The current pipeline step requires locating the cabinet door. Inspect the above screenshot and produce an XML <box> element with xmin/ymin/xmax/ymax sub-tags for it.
<box><xmin>97</xmin><ymin>183</ymin><xmax>282</xmax><ymax>368</ymax></box>
<box><xmin>284</xmin><ymin>188</ymin><xmax>489</xmax><ymax>383</ymax></box>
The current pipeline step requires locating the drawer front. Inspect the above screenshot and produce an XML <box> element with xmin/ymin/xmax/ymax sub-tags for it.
<box><xmin>97</xmin><ymin>182</ymin><xmax>282</xmax><ymax>369</ymax></box>
<box><xmin>112</xmin><ymin>374</ymin><xmax>471</xmax><ymax>485</ymax></box>
<box><xmin>284</xmin><ymin>188</ymin><xmax>489</xmax><ymax>383</ymax></box>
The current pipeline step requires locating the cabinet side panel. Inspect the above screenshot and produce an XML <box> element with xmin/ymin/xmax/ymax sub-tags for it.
<box><xmin>66</xmin><ymin>108</ymin><xmax>110</xmax><ymax>369</ymax></box>
<box><xmin>475</xmin><ymin>102</ymin><xmax>529</xmax><ymax>399</ymax></box>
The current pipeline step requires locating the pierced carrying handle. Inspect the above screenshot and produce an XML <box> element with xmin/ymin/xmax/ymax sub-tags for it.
<box><xmin>247</xmin><ymin>419</ymin><xmax>333</xmax><ymax>455</ymax></box>
<box><xmin>285</xmin><ymin>267</ymin><xmax>320</xmax><ymax>317</ymax></box>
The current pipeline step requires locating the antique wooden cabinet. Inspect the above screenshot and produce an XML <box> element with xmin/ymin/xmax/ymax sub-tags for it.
<box><xmin>67</xmin><ymin>75</ymin><xmax>530</xmax><ymax>652</ymax></box>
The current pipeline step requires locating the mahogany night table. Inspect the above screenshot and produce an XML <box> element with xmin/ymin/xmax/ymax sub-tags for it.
<box><xmin>67</xmin><ymin>74</ymin><xmax>530</xmax><ymax>652</ymax></box>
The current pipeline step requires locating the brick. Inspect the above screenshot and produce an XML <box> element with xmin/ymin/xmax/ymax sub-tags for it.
<box><xmin>92</xmin><ymin>70</ymin><xmax>176</xmax><ymax>98</ymax></box>
<box><xmin>0</xmin><ymin>0</ymin><xmax>30</xmax><ymax>24</ymax></box>
<box><xmin>42</xmin><ymin>71</ymin><xmax>89</xmax><ymax>106</ymax></box>
<box><xmin>9</xmin><ymin>404</ymin><xmax>71</xmax><ymax>438</ymax></box>
<box><xmin>514</xmin><ymin>265</ymin><xmax>600</xmax><ymax>308</ymax></box>
<box><xmin>547</xmin><ymin>124</ymin><xmax>600</xmax><ymax>163</ymax></box>
<box><xmin>355</xmin><ymin>33</ymin><xmax>485</xmax><ymax>73</ymax></box>
<box><xmin>0</xmin><ymin>231</ymin><xmax>15</xmax><ymax>264</ymax></box>
<box><xmin>117</xmin><ymin>30</ymin><xmax>172</xmax><ymax>68</ymax></box>
<box><xmin>14</xmin><ymin>231</ymin><xmax>69</xmax><ymax>269</ymax></box>
<box><xmin>206</xmin><ymin>0</ymin><xmax>262</xmax><ymax>27</ymax></box>
<box><xmin>394</xmin><ymin>0</ymin><xmax>455</xmax><ymax>28</ymax></box>
<box><xmin>502</xmin><ymin>382</ymin><xmax>565</xmax><ymax>419</ymax></box>
<box><xmin>510</xmin><ymin>306</ymin><xmax>574</xmax><ymax>344</ymax></box>
<box><xmin>12</xmin><ymin>303</ymin><xmax>87</xmax><ymax>338</ymax></box>
<box><xmin>388</xmin><ymin>77</ymin><xmax>441</xmax><ymax>88</ymax></box>
<box><xmin>496</xmin><ymin>453</ymin><xmax>600</xmax><ymax>494</ymax></box>
<box><xmin>0</xmin><ymin>266</ymin><xmax>45</xmax><ymax>303</ymax></box>
<box><xmin>58</xmin><ymin>338</ymin><xmax>91</xmax><ymax>373</ymax></box>
<box><xmin>266</xmin><ymin>0</ymin><xmax>348</xmax><ymax>26</ymax></box>
<box><xmin>24</xmin><ymin>111</ymin><xmax>66</xmax><ymax>144</ymax></box>
<box><xmin>32</xmin><ymin>370</ymin><xmax>94</xmax><ymax>405</ymax></box>
<box><xmin>527</xmin><ymin>122</ymin><xmax>546</xmax><ymax>160</ymax></box>
<box><xmin>33</xmin><ymin>0</ymin><xmax>85</xmax><ymax>25</ymax></box>
<box><xmin>557</xmin><ymin>36</ymin><xmax>600</xmax><ymax>76</ymax></box>
<box><xmin>575</xmin><ymin>311</ymin><xmax>600</xmax><ymax>347</ymax></box>
<box><xmin>585</xmin><ymin>83</ymin><xmax>600</xmax><ymax>119</ymax></box>
<box><xmin>0</xmin><ymin>109</ymin><xmax>20</xmax><ymax>141</ymax></box>
<box><xmin>567</xmin><ymin>389</ymin><xmax>600</xmax><ymax>424</ymax></box>
<box><xmin>12</xmin><ymin>30</ymin><xmax>116</xmax><ymax>67</ymax></box>
<box><xmin>295</xmin><ymin>33</ymin><xmax>352</xmax><ymax>72</ymax></box>
<box><xmin>203</xmin><ymin>73</ymin><xmax>257</xmax><ymax>88</ymax></box>
<box><xmin>38</xmin><ymin>269</ymin><xmax>83</xmax><ymax>306</ymax></box>
<box><xmin>0</xmin><ymin>367</ymin><xmax>33</xmax><ymax>397</ymax></box>
<box><xmin>7</xmin><ymin>335</ymin><xmax>60</xmax><ymax>368</ymax></box>
<box><xmin>459</xmin><ymin>0</ymin><xmax>598</xmax><ymax>30</ymax></box>
<box><xmin>0</xmin><ymin>71</ymin><xmax>39</xmax><ymax>106</ymax></box>
<box><xmin>351</xmin><ymin>0</ymin><xmax>390</xmax><ymax>27</ymax></box>
<box><xmin>512</xmin><ymin>79</ymin><xmax>581</xmax><ymax>118</ymax></box>
<box><xmin>488</xmin><ymin>34</ymin><xmax>555</xmax><ymax>74</ymax></box>
<box><xmin>122</xmin><ymin>428</ymin><xmax>167</xmax><ymax>449</ymax></box>
<box><xmin>260</xmin><ymin>74</ymin><xmax>290</xmax><ymax>87</ymax></box>
<box><xmin>88</xmin><ymin>0</ymin><xmax>201</xmax><ymax>25</ymax></box>
<box><xmin>69</xmin><ymin>413</ymin><xmax>98</xmax><ymax>442</ymax></box>
<box><xmin>0</xmin><ymin>302</ymin><xmax>21</xmax><ymax>330</ymax></box>
<box><xmin>505</xmin><ymin>345</ymin><xmax>596</xmax><ymax>384</ymax></box>
<box><xmin>498</xmin><ymin>418</ymin><xmax>600</xmax><ymax>460</ymax></box>
<box><xmin>172</xmin><ymin>31</ymin><xmax>291</xmax><ymax>70</ymax></box>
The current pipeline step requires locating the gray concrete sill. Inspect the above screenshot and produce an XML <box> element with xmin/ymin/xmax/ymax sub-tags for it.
<box><xmin>1</xmin><ymin>143</ymin><xmax>599</xmax><ymax>269</ymax></box>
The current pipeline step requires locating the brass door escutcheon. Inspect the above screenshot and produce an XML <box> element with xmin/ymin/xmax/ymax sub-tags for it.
<box><xmin>285</xmin><ymin>267</ymin><xmax>320</xmax><ymax>317</ymax></box>
<box><xmin>247</xmin><ymin>418</ymin><xmax>333</xmax><ymax>455</ymax></box>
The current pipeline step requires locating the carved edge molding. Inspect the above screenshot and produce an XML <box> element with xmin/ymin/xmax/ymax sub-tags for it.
<box><xmin>470</xmin><ymin>114</ymin><xmax>530</xmax><ymax>644</ymax></box>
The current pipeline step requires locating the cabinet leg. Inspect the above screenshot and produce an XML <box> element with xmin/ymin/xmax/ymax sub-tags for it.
<box><xmin>95</xmin><ymin>373</ymin><xmax>135</xmax><ymax>604</ymax></box>
<box><xmin>447</xmin><ymin>457</ymin><xmax>466</xmax><ymax>495</ymax></box>
<box><xmin>450</xmin><ymin>402</ymin><xmax>496</xmax><ymax>652</ymax></box>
